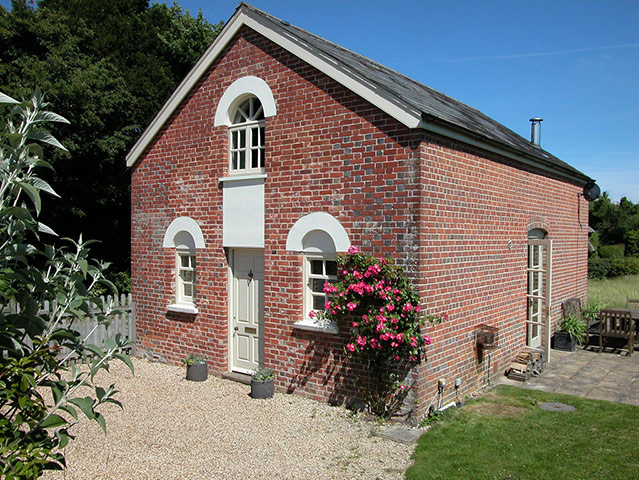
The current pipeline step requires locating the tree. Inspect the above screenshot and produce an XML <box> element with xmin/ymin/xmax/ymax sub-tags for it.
<box><xmin>0</xmin><ymin>90</ymin><xmax>131</xmax><ymax>478</ymax></box>
<box><xmin>0</xmin><ymin>0</ymin><xmax>223</xmax><ymax>272</ymax></box>
<box><xmin>589</xmin><ymin>193</ymin><xmax>639</xmax><ymax>249</ymax></box>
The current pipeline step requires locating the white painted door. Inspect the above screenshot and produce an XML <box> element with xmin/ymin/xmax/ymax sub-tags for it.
<box><xmin>231</xmin><ymin>250</ymin><xmax>264</xmax><ymax>373</ymax></box>
<box><xmin>526</xmin><ymin>239</ymin><xmax>552</xmax><ymax>359</ymax></box>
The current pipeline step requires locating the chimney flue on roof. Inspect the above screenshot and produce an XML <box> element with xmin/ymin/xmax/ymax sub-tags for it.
<box><xmin>530</xmin><ymin>117</ymin><xmax>543</xmax><ymax>147</ymax></box>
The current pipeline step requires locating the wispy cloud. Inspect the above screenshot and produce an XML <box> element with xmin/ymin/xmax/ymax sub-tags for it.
<box><xmin>439</xmin><ymin>42</ymin><xmax>639</xmax><ymax>62</ymax></box>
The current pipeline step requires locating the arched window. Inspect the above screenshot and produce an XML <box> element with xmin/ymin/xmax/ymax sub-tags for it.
<box><xmin>163</xmin><ymin>217</ymin><xmax>205</xmax><ymax>314</ymax></box>
<box><xmin>229</xmin><ymin>96</ymin><xmax>265</xmax><ymax>173</ymax></box>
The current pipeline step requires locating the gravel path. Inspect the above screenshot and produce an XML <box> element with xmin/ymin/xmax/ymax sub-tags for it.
<box><xmin>42</xmin><ymin>357</ymin><xmax>416</xmax><ymax>479</ymax></box>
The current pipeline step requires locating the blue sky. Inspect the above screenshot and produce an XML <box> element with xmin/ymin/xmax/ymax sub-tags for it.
<box><xmin>3</xmin><ymin>0</ymin><xmax>637</xmax><ymax>201</ymax></box>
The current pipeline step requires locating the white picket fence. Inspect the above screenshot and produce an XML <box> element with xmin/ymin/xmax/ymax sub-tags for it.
<box><xmin>9</xmin><ymin>293</ymin><xmax>135</xmax><ymax>358</ymax></box>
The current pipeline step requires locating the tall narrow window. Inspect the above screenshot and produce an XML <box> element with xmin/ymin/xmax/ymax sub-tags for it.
<box><xmin>177</xmin><ymin>249</ymin><xmax>196</xmax><ymax>305</ymax></box>
<box><xmin>305</xmin><ymin>257</ymin><xmax>338</xmax><ymax>316</ymax></box>
<box><xmin>229</xmin><ymin>96</ymin><xmax>265</xmax><ymax>173</ymax></box>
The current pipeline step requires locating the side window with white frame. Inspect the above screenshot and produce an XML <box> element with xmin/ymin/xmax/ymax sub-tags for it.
<box><xmin>305</xmin><ymin>256</ymin><xmax>338</xmax><ymax>317</ymax></box>
<box><xmin>229</xmin><ymin>96</ymin><xmax>265</xmax><ymax>173</ymax></box>
<box><xmin>163</xmin><ymin>217</ymin><xmax>205</xmax><ymax>315</ymax></box>
<box><xmin>176</xmin><ymin>249</ymin><xmax>196</xmax><ymax>305</ymax></box>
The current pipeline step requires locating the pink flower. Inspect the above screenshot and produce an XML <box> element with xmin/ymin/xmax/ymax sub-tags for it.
<box><xmin>415</xmin><ymin>305</ymin><xmax>421</xmax><ymax>312</ymax></box>
<box><xmin>347</xmin><ymin>246</ymin><xmax>359</xmax><ymax>254</ymax></box>
<box><xmin>308</xmin><ymin>310</ymin><xmax>317</xmax><ymax>319</ymax></box>
<box><xmin>324</xmin><ymin>300</ymin><xmax>332</xmax><ymax>310</ymax></box>
<box><xmin>369</xmin><ymin>338</ymin><xmax>378</xmax><ymax>349</ymax></box>
<box><xmin>424</xmin><ymin>335</ymin><xmax>432</xmax><ymax>345</ymax></box>
<box><xmin>380</xmin><ymin>333</ymin><xmax>390</xmax><ymax>341</ymax></box>
<box><xmin>409</xmin><ymin>355</ymin><xmax>417</xmax><ymax>362</ymax></box>
<box><xmin>410</xmin><ymin>336</ymin><xmax>418</xmax><ymax>347</ymax></box>
<box><xmin>391</xmin><ymin>342</ymin><xmax>399</xmax><ymax>348</ymax></box>
<box><xmin>400</xmin><ymin>384</ymin><xmax>406</xmax><ymax>391</ymax></box>
<box><xmin>347</xmin><ymin>301</ymin><xmax>358</xmax><ymax>311</ymax></box>
<box><xmin>352</xmin><ymin>321</ymin><xmax>359</xmax><ymax>327</ymax></box>
<box><xmin>403</xmin><ymin>303</ymin><xmax>414</xmax><ymax>312</ymax></box>
<box><xmin>396</xmin><ymin>333</ymin><xmax>404</xmax><ymax>342</ymax></box>
<box><xmin>356</xmin><ymin>335</ymin><xmax>367</xmax><ymax>347</ymax></box>
<box><xmin>346</xmin><ymin>343</ymin><xmax>356</xmax><ymax>352</ymax></box>
<box><xmin>386</xmin><ymin>304</ymin><xmax>395</xmax><ymax>312</ymax></box>
<box><xmin>394</xmin><ymin>355</ymin><xmax>401</xmax><ymax>361</ymax></box>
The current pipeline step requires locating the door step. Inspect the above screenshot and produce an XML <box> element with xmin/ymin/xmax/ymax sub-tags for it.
<box><xmin>222</xmin><ymin>371</ymin><xmax>252</xmax><ymax>385</ymax></box>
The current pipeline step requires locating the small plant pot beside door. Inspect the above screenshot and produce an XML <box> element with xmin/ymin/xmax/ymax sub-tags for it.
<box><xmin>183</xmin><ymin>354</ymin><xmax>208</xmax><ymax>382</ymax></box>
<box><xmin>251</xmin><ymin>367</ymin><xmax>275</xmax><ymax>399</ymax></box>
<box><xmin>553</xmin><ymin>315</ymin><xmax>586</xmax><ymax>352</ymax></box>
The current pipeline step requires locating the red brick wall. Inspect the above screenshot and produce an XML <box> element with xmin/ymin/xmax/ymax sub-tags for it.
<box><xmin>414</xmin><ymin>134</ymin><xmax>589</xmax><ymax>411</ymax></box>
<box><xmin>131</xmin><ymin>26</ymin><xmax>589</xmax><ymax>416</ymax></box>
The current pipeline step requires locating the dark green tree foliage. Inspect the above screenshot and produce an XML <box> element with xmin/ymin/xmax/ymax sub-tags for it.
<box><xmin>590</xmin><ymin>193</ymin><xmax>639</xmax><ymax>247</ymax></box>
<box><xmin>0</xmin><ymin>0</ymin><xmax>222</xmax><ymax>270</ymax></box>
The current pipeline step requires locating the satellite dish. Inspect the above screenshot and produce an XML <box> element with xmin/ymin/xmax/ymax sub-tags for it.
<box><xmin>582</xmin><ymin>180</ymin><xmax>600</xmax><ymax>202</ymax></box>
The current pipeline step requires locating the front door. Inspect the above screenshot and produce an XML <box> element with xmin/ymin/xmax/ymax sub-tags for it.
<box><xmin>230</xmin><ymin>250</ymin><xmax>264</xmax><ymax>373</ymax></box>
<box><xmin>526</xmin><ymin>239</ymin><xmax>552</xmax><ymax>359</ymax></box>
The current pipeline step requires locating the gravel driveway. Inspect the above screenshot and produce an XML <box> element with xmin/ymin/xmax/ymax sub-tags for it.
<box><xmin>41</xmin><ymin>357</ymin><xmax>415</xmax><ymax>479</ymax></box>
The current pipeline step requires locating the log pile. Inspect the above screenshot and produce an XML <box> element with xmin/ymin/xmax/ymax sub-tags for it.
<box><xmin>505</xmin><ymin>349</ymin><xmax>546</xmax><ymax>382</ymax></box>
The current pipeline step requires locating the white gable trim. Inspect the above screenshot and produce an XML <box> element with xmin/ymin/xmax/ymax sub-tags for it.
<box><xmin>286</xmin><ymin>212</ymin><xmax>350</xmax><ymax>253</ymax></box>
<box><xmin>214</xmin><ymin>76</ymin><xmax>276</xmax><ymax>126</ymax></box>
<box><xmin>125</xmin><ymin>6</ymin><xmax>423</xmax><ymax>168</ymax></box>
<box><xmin>163</xmin><ymin>216</ymin><xmax>206</xmax><ymax>249</ymax></box>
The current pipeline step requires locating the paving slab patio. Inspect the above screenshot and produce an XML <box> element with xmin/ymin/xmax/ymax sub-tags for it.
<box><xmin>498</xmin><ymin>347</ymin><xmax>639</xmax><ymax>405</ymax></box>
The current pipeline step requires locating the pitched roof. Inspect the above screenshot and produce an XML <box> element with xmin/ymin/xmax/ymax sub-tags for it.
<box><xmin>126</xmin><ymin>3</ymin><xmax>591</xmax><ymax>184</ymax></box>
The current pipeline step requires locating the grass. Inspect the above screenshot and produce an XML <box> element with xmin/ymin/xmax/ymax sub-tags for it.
<box><xmin>588</xmin><ymin>274</ymin><xmax>639</xmax><ymax>308</ymax></box>
<box><xmin>406</xmin><ymin>385</ymin><xmax>639</xmax><ymax>480</ymax></box>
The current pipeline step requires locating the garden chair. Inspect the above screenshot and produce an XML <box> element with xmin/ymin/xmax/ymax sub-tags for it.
<box><xmin>627</xmin><ymin>298</ymin><xmax>639</xmax><ymax>310</ymax></box>
<box><xmin>598</xmin><ymin>308</ymin><xmax>634</xmax><ymax>356</ymax></box>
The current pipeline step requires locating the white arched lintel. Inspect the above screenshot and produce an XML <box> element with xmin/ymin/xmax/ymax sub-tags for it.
<box><xmin>286</xmin><ymin>212</ymin><xmax>350</xmax><ymax>253</ymax></box>
<box><xmin>214</xmin><ymin>76</ymin><xmax>276</xmax><ymax>126</ymax></box>
<box><xmin>163</xmin><ymin>216</ymin><xmax>206</xmax><ymax>249</ymax></box>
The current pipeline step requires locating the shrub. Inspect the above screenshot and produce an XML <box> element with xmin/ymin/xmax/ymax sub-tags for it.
<box><xmin>626</xmin><ymin>230</ymin><xmax>639</xmax><ymax>257</ymax></box>
<box><xmin>608</xmin><ymin>257</ymin><xmax>639</xmax><ymax>277</ymax></box>
<box><xmin>599</xmin><ymin>244</ymin><xmax>625</xmax><ymax>259</ymax></box>
<box><xmin>589</xmin><ymin>232</ymin><xmax>601</xmax><ymax>254</ymax></box>
<box><xmin>588</xmin><ymin>257</ymin><xmax>610</xmax><ymax>279</ymax></box>
<box><xmin>316</xmin><ymin>246</ymin><xmax>444</xmax><ymax>418</ymax></box>
<box><xmin>558</xmin><ymin>315</ymin><xmax>587</xmax><ymax>344</ymax></box>
<box><xmin>0</xmin><ymin>90</ymin><xmax>132</xmax><ymax>478</ymax></box>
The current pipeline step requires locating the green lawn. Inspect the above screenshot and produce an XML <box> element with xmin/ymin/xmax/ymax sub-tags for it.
<box><xmin>406</xmin><ymin>385</ymin><xmax>639</xmax><ymax>480</ymax></box>
<box><xmin>588</xmin><ymin>274</ymin><xmax>639</xmax><ymax>308</ymax></box>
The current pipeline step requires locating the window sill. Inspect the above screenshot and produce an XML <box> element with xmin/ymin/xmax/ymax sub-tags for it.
<box><xmin>167</xmin><ymin>304</ymin><xmax>199</xmax><ymax>315</ymax></box>
<box><xmin>219</xmin><ymin>173</ymin><xmax>267</xmax><ymax>183</ymax></box>
<box><xmin>293</xmin><ymin>319</ymin><xmax>339</xmax><ymax>335</ymax></box>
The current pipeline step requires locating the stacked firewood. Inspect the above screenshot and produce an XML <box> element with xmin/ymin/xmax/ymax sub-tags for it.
<box><xmin>505</xmin><ymin>349</ymin><xmax>546</xmax><ymax>381</ymax></box>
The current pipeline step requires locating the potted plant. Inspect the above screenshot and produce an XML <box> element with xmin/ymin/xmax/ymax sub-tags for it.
<box><xmin>183</xmin><ymin>354</ymin><xmax>208</xmax><ymax>381</ymax></box>
<box><xmin>251</xmin><ymin>367</ymin><xmax>275</xmax><ymax>399</ymax></box>
<box><xmin>553</xmin><ymin>315</ymin><xmax>587</xmax><ymax>351</ymax></box>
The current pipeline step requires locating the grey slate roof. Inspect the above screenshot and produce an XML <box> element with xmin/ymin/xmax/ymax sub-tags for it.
<box><xmin>241</xmin><ymin>3</ymin><xmax>590</xmax><ymax>183</ymax></box>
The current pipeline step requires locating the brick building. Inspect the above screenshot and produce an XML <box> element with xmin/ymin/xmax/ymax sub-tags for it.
<box><xmin>126</xmin><ymin>3</ymin><xmax>594</xmax><ymax>417</ymax></box>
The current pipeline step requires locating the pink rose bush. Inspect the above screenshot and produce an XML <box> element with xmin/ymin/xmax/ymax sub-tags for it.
<box><xmin>318</xmin><ymin>247</ymin><xmax>444</xmax><ymax>417</ymax></box>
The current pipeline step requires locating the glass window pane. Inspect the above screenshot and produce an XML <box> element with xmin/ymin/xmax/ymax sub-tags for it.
<box><xmin>326</xmin><ymin>261</ymin><xmax>337</xmax><ymax>276</ymax></box>
<box><xmin>181</xmin><ymin>271</ymin><xmax>193</xmax><ymax>282</ymax></box>
<box><xmin>251</xmin><ymin>127</ymin><xmax>259</xmax><ymax>146</ymax></box>
<box><xmin>260</xmin><ymin>127</ymin><xmax>265</xmax><ymax>147</ymax></box>
<box><xmin>251</xmin><ymin>148</ymin><xmax>259</xmax><ymax>169</ymax></box>
<box><xmin>312</xmin><ymin>279</ymin><xmax>325</xmax><ymax>293</ymax></box>
<box><xmin>190</xmin><ymin>256</ymin><xmax>196</xmax><ymax>268</ymax></box>
<box><xmin>184</xmin><ymin>284</ymin><xmax>192</xmax><ymax>297</ymax></box>
<box><xmin>313</xmin><ymin>296</ymin><xmax>325</xmax><ymax>310</ymax></box>
<box><xmin>311</xmin><ymin>260</ymin><xmax>323</xmax><ymax>275</ymax></box>
<box><xmin>181</xmin><ymin>256</ymin><xmax>189</xmax><ymax>267</ymax></box>
<box><xmin>231</xmin><ymin>152</ymin><xmax>238</xmax><ymax>170</ymax></box>
<box><xmin>239</xmin><ymin>129</ymin><xmax>245</xmax><ymax>148</ymax></box>
<box><xmin>239</xmin><ymin>151</ymin><xmax>245</xmax><ymax>169</ymax></box>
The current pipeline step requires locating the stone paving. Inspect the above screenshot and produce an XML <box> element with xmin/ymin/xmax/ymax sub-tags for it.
<box><xmin>498</xmin><ymin>346</ymin><xmax>639</xmax><ymax>405</ymax></box>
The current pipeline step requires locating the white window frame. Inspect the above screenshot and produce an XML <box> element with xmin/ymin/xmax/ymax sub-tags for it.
<box><xmin>176</xmin><ymin>248</ymin><xmax>196</xmax><ymax>306</ymax></box>
<box><xmin>304</xmin><ymin>255</ymin><xmax>338</xmax><ymax>319</ymax></box>
<box><xmin>229</xmin><ymin>97</ymin><xmax>265</xmax><ymax>174</ymax></box>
